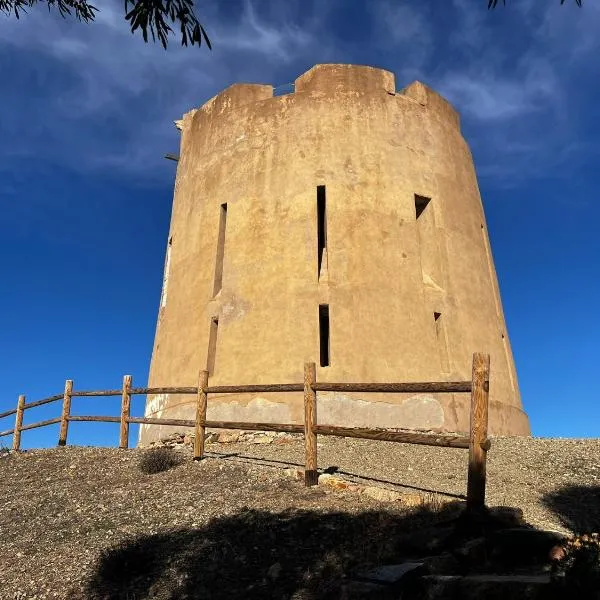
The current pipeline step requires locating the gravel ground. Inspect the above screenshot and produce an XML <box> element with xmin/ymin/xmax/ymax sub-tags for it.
<box><xmin>207</xmin><ymin>435</ymin><xmax>600</xmax><ymax>534</ymax></box>
<box><xmin>1</xmin><ymin>436</ymin><xmax>599</xmax><ymax>599</ymax></box>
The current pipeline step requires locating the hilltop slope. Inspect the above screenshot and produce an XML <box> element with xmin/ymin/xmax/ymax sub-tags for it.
<box><xmin>1</xmin><ymin>436</ymin><xmax>599</xmax><ymax>599</ymax></box>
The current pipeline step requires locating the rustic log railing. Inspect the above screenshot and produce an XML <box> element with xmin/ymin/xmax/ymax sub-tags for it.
<box><xmin>0</xmin><ymin>353</ymin><xmax>490</xmax><ymax>508</ymax></box>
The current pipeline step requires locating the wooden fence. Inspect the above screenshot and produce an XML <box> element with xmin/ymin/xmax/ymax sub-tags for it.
<box><xmin>0</xmin><ymin>353</ymin><xmax>491</xmax><ymax>509</ymax></box>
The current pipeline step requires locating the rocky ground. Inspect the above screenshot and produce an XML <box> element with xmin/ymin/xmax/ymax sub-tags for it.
<box><xmin>1</xmin><ymin>433</ymin><xmax>599</xmax><ymax>599</ymax></box>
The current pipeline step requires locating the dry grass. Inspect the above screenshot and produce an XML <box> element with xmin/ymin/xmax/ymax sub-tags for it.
<box><xmin>137</xmin><ymin>447</ymin><xmax>183</xmax><ymax>475</ymax></box>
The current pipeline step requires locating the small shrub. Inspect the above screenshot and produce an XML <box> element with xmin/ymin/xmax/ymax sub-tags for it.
<box><xmin>137</xmin><ymin>447</ymin><xmax>183</xmax><ymax>475</ymax></box>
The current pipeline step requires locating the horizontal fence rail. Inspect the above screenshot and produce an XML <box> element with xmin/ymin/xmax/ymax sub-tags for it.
<box><xmin>313</xmin><ymin>382</ymin><xmax>473</xmax><ymax>393</ymax></box>
<box><xmin>23</xmin><ymin>394</ymin><xmax>64</xmax><ymax>410</ymax></box>
<box><xmin>0</xmin><ymin>407</ymin><xmax>18</xmax><ymax>420</ymax></box>
<box><xmin>0</xmin><ymin>353</ymin><xmax>491</xmax><ymax>509</ymax></box>
<box><xmin>312</xmin><ymin>426</ymin><xmax>471</xmax><ymax>449</ymax></box>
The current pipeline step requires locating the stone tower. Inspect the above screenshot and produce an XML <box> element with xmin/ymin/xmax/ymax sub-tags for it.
<box><xmin>140</xmin><ymin>64</ymin><xmax>530</xmax><ymax>445</ymax></box>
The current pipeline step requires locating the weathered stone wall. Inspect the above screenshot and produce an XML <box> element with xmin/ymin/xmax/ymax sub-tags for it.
<box><xmin>140</xmin><ymin>64</ymin><xmax>530</xmax><ymax>445</ymax></box>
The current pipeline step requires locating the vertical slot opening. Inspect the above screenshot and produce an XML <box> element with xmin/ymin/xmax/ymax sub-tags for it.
<box><xmin>415</xmin><ymin>194</ymin><xmax>430</xmax><ymax>219</ymax></box>
<box><xmin>434</xmin><ymin>312</ymin><xmax>450</xmax><ymax>373</ymax></box>
<box><xmin>415</xmin><ymin>194</ymin><xmax>443</xmax><ymax>288</ymax></box>
<box><xmin>317</xmin><ymin>186</ymin><xmax>327</xmax><ymax>279</ymax></box>
<box><xmin>160</xmin><ymin>236</ymin><xmax>173</xmax><ymax>309</ymax></box>
<box><xmin>212</xmin><ymin>203</ymin><xmax>228</xmax><ymax>296</ymax></box>
<box><xmin>207</xmin><ymin>317</ymin><xmax>219</xmax><ymax>376</ymax></box>
<box><xmin>481</xmin><ymin>223</ymin><xmax>502</xmax><ymax>319</ymax></box>
<box><xmin>502</xmin><ymin>333</ymin><xmax>516</xmax><ymax>392</ymax></box>
<box><xmin>319</xmin><ymin>304</ymin><xmax>330</xmax><ymax>367</ymax></box>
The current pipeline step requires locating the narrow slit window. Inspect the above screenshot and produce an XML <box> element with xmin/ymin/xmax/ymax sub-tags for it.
<box><xmin>415</xmin><ymin>193</ymin><xmax>444</xmax><ymax>288</ymax></box>
<box><xmin>212</xmin><ymin>203</ymin><xmax>228</xmax><ymax>296</ymax></box>
<box><xmin>160</xmin><ymin>237</ymin><xmax>173</xmax><ymax>309</ymax></box>
<box><xmin>434</xmin><ymin>312</ymin><xmax>450</xmax><ymax>373</ymax></box>
<box><xmin>319</xmin><ymin>304</ymin><xmax>330</xmax><ymax>367</ymax></box>
<box><xmin>415</xmin><ymin>194</ymin><xmax>431</xmax><ymax>219</ymax></box>
<box><xmin>502</xmin><ymin>333</ymin><xmax>516</xmax><ymax>392</ymax></box>
<box><xmin>317</xmin><ymin>186</ymin><xmax>327</xmax><ymax>279</ymax></box>
<box><xmin>207</xmin><ymin>317</ymin><xmax>219</xmax><ymax>376</ymax></box>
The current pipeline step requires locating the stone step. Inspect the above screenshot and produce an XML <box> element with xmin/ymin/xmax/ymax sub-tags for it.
<box><xmin>414</xmin><ymin>574</ymin><xmax>553</xmax><ymax>600</ymax></box>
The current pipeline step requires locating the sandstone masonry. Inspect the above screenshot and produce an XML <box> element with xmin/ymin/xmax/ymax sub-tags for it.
<box><xmin>140</xmin><ymin>63</ymin><xmax>530</xmax><ymax>445</ymax></box>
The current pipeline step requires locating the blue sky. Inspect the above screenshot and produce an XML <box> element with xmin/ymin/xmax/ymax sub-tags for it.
<box><xmin>1</xmin><ymin>0</ymin><xmax>599</xmax><ymax>448</ymax></box>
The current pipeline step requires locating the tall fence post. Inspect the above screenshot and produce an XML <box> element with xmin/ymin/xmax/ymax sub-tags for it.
<box><xmin>119</xmin><ymin>375</ymin><xmax>132</xmax><ymax>449</ymax></box>
<box><xmin>467</xmin><ymin>352</ymin><xmax>490</xmax><ymax>511</ymax></box>
<box><xmin>58</xmin><ymin>379</ymin><xmax>73</xmax><ymax>446</ymax></box>
<box><xmin>12</xmin><ymin>395</ymin><xmax>25</xmax><ymax>451</ymax></box>
<box><xmin>304</xmin><ymin>362</ymin><xmax>318</xmax><ymax>486</ymax></box>
<box><xmin>194</xmin><ymin>369</ymin><xmax>209</xmax><ymax>461</ymax></box>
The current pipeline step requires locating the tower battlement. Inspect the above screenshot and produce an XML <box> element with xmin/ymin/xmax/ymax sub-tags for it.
<box><xmin>176</xmin><ymin>64</ymin><xmax>460</xmax><ymax>137</ymax></box>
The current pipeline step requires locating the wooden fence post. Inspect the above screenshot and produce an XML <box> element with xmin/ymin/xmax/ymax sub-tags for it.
<box><xmin>194</xmin><ymin>370</ymin><xmax>209</xmax><ymax>461</ymax></box>
<box><xmin>304</xmin><ymin>362</ymin><xmax>318</xmax><ymax>486</ymax></box>
<box><xmin>119</xmin><ymin>375</ymin><xmax>132</xmax><ymax>449</ymax></box>
<box><xmin>467</xmin><ymin>353</ymin><xmax>490</xmax><ymax>511</ymax></box>
<box><xmin>58</xmin><ymin>380</ymin><xmax>73</xmax><ymax>446</ymax></box>
<box><xmin>12</xmin><ymin>395</ymin><xmax>25</xmax><ymax>451</ymax></box>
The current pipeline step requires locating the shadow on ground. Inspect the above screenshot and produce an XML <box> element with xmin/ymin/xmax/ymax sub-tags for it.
<box><xmin>69</xmin><ymin>502</ymin><xmax>491</xmax><ymax>600</ymax></box>
<box><xmin>207</xmin><ymin>451</ymin><xmax>466</xmax><ymax>500</ymax></box>
<box><xmin>542</xmin><ymin>484</ymin><xmax>600</xmax><ymax>533</ymax></box>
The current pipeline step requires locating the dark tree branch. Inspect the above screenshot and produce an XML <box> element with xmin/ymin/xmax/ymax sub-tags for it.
<box><xmin>0</xmin><ymin>0</ymin><xmax>97</xmax><ymax>21</ymax></box>
<box><xmin>0</xmin><ymin>0</ymin><xmax>211</xmax><ymax>49</ymax></box>
<box><xmin>488</xmin><ymin>0</ymin><xmax>582</xmax><ymax>7</ymax></box>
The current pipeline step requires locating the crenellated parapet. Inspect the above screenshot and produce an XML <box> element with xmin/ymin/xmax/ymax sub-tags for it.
<box><xmin>174</xmin><ymin>64</ymin><xmax>461</xmax><ymax>134</ymax></box>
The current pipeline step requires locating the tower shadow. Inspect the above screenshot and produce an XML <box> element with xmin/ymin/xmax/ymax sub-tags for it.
<box><xmin>542</xmin><ymin>484</ymin><xmax>600</xmax><ymax>534</ymax></box>
<box><xmin>72</xmin><ymin>503</ymin><xmax>477</xmax><ymax>600</ymax></box>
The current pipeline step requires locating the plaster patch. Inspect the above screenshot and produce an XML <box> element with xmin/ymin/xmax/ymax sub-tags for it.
<box><xmin>144</xmin><ymin>393</ymin><xmax>169</xmax><ymax>417</ymax></box>
<box><xmin>318</xmin><ymin>393</ymin><xmax>444</xmax><ymax>430</ymax></box>
<box><xmin>220</xmin><ymin>295</ymin><xmax>250</xmax><ymax>324</ymax></box>
<box><xmin>207</xmin><ymin>396</ymin><xmax>291</xmax><ymax>424</ymax></box>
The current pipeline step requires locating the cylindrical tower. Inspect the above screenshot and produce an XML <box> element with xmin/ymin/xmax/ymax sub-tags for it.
<box><xmin>140</xmin><ymin>64</ymin><xmax>530</xmax><ymax>445</ymax></box>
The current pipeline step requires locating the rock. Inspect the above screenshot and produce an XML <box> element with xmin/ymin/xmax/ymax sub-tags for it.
<box><xmin>421</xmin><ymin>553</ymin><xmax>460</xmax><ymax>576</ymax></box>
<box><xmin>549</xmin><ymin>544</ymin><xmax>566</xmax><ymax>562</ymax></box>
<box><xmin>218</xmin><ymin>432</ymin><xmax>240</xmax><ymax>444</ymax></box>
<box><xmin>411</xmin><ymin>575</ymin><xmax>461</xmax><ymax>600</ymax></box>
<box><xmin>252</xmin><ymin>435</ymin><xmax>273</xmax><ymax>444</ymax></box>
<box><xmin>283</xmin><ymin>468</ymin><xmax>305</xmax><ymax>481</ymax></box>
<box><xmin>274</xmin><ymin>437</ymin><xmax>293</xmax><ymax>445</ymax></box>
<box><xmin>457</xmin><ymin>574</ymin><xmax>551</xmax><ymax>600</ymax></box>
<box><xmin>413</xmin><ymin>574</ymin><xmax>552</xmax><ymax>600</ymax></box>
<box><xmin>355</xmin><ymin>562</ymin><xmax>425</xmax><ymax>585</ymax></box>
<box><xmin>453</xmin><ymin>537</ymin><xmax>487</xmax><ymax>569</ymax></box>
<box><xmin>340</xmin><ymin>580</ymin><xmax>390</xmax><ymax>599</ymax></box>
<box><xmin>267</xmin><ymin>562</ymin><xmax>282</xmax><ymax>580</ymax></box>
<box><xmin>318</xmin><ymin>473</ymin><xmax>360</xmax><ymax>491</ymax></box>
<box><xmin>401</xmin><ymin>493</ymin><xmax>428</xmax><ymax>507</ymax></box>
<box><xmin>490</xmin><ymin>528</ymin><xmax>566</xmax><ymax>567</ymax></box>
<box><xmin>396</xmin><ymin>524</ymin><xmax>458</xmax><ymax>555</ymax></box>
<box><xmin>488</xmin><ymin>506</ymin><xmax>526</xmax><ymax>528</ymax></box>
<box><xmin>362</xmin><ymin>486</ymin><xmax>403</xmax><ymax>503</ymax></box>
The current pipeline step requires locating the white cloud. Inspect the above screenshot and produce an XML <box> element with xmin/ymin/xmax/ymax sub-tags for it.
<box><xmin>0</xmin><ymin>0</ymin><xmax>330</xmax><ymax>182</ymax></box>
<box><xmin>1</xmin><ymin>0</ymin><xmax>597</xmax><ymax>188</ymax></box>
<box><xmin>369</xmin><ymin>1</ymin><xmax>433</xmax><ymax>68</ymax></box>
<box><xmin>218</xmin><ymin>0</ymin><xmax>313</xmax><ymax>61</ymax></box>
<box><xmin>437</xmin><ymin>56</ymin><xmax>560</xmax><ymax>122</ymax></box>
<box><xmin>450</xmin><ymin>0</ymin><xmax>489</xmax><ymax>50</ymax></box>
